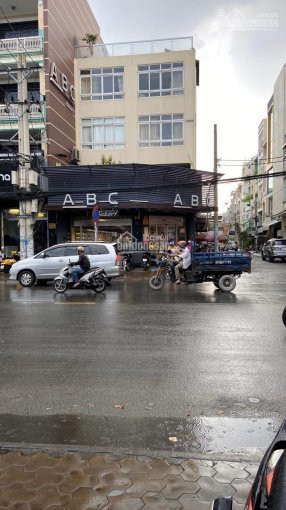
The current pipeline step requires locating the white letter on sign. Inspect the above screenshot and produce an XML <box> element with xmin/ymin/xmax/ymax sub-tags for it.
<box><xmin>174</xmin><ymin>194</ymin><xmax>183</xmax><ymax>206</ymax></box>
<box><xmin>191</xmin><ymin>195</ymin><xmax>199</xmax><ymax>206</ymax></box>
<box><xmin>109</xmin><ymin>192</ymin><xmax>118</xmax><ymax>205</ymax></box>
<box><xmin>63</xmin><ymin>194</ymin><xmax>74</xmax><ymax>206</ymax></box>
<box><xmin>86</xmin><ymin>193</ymin><xmax>97</xmax><ymax>205</ymax></box>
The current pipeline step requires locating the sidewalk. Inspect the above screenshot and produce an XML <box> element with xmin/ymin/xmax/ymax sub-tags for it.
<box><xmin>0</xmin><ymin>450</ymin><xmax>258</xmax><ymax>509</ymax></box>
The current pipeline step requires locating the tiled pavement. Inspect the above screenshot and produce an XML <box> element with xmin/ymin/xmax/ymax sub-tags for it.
<box><xmin>0</xmin><ymin>451</ymin><xmax>258</xmax><ymax>509</ymax></box>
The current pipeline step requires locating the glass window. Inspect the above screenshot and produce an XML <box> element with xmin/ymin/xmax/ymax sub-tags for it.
<box><xmin>81</xmin><ymin>117</ymin><xmax>125</xmax><ymax>149</ymax></box>
<box><xmin>45</xmin><ymin>247</ymin><xmax>66</xmax><ymax>257</ymax></box>
<box><xmin>80</xmin><ymin>67</ymin><xmax>124</xmax><ymax>100</ymax></box>
<box><xmin>138</xmin><ymin>62</ymin><xmax>184</xmax><ymax>97</ymax></box>
<box><xmin>65</xmin><ymin>246</ymin><xmax>78</xmax><ymax>256</ymax></box>
<box><xmin>89</xmin><ymin>244</ymin><xmax>109</xmax><ymax>255</ymax></box>
<box><xmin>138</xmin><ymin>114</ymin><xmax>184</xmax><ymax>147</ymax></box>
<box><xmin>274</xmin><ymin>240</ymin><xmax>286</xmax><ymax>246</ymax></box>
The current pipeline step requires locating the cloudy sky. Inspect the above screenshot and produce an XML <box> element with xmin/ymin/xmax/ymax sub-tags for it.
<box><xmin>89</xmin><ymin>0</ymin><xmax>286</xmax><ymax>209</ymax></box>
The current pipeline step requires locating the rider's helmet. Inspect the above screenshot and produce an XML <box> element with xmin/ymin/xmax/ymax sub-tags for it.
<box><xmin>77</xmin><ymin>246</ymin><xmax>85</xmax><ymax>253</ymax></box>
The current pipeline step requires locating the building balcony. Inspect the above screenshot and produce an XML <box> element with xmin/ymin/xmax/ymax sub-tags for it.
<box><xmin>0</xmin><ymin>36</ymin><xmax>43</xmax><ymax>59</ymax></box>
<box><xmin>75</xmin><ymin>36</ymin><xmax>193</xmax><ymax>58</ymax></box>
<box><xmin>0</xmin><ymin>103</ymin><xmax>45</xmax><ymax>130</ymax></box>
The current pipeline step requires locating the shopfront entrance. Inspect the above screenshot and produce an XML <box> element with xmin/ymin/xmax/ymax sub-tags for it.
<box><xmin>72</xmin><ymin>218</ymin><xmax>132</xmax><ymax>243</ymax></box>
<box><xmin>144</xmin><ymin>215</ymin><xmax>185</xmax><ymax>246</ymax></box>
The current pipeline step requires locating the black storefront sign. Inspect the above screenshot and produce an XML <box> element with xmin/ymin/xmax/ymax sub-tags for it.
<box><xmin>45</xmin><ymin>164</ymin><xmax>215</xmax><ymax>211</ymax></box>
<box><xmin>0</xmin><ymin>162</ymin><xmax>16</xmax><ymax>194</ymax></box>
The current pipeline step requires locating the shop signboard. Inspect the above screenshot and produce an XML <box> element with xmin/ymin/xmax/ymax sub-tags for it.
<box><xmin>45</xmin><ymin>164</ymin><xmax>216</xmax><ymax>211</ymax></box>
<box><xmin>0</xmin><ymin>163</ymin><xmax>16</xmax><ymax>193</ymax></box>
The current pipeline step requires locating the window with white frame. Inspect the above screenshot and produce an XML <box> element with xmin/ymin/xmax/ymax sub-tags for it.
<box><xmin>138</xmin><ymin>62</ymin><xmax>183</xmax><ymax>97</ymax></box>
<box><xmin>80</xmin><ymin>67</ymin><xmax>124</xmax><ymax>100</ymax></box>
<box><xmin>81</xmin><ymin>117</ymin><xmax>125</xmax><ymax>149</ymax></box>
<box><xmin>138</xmin><ymin>114</ymin><xmax>184</xmax><ymax>147</ymax></box>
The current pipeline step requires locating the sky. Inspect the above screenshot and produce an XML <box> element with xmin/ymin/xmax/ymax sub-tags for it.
<box><xmin>89</xmin><ymin>0</ymin><xmax>286</xmax><ymax>210</ymax></box>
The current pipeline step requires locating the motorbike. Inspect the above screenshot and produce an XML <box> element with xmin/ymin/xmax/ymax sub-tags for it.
<box><xmin>0</xmin><ymin>251</ymin><xmax>20</xmax><ymax>274</ymax></box>
<box><xmin>54</xmin><ymin>265</ymin><xmax>107</xmax><ymax>294</ymax></box>
<box><xmin>283</xmin><ymin>307</ymin><xmax>286</xmax><ymax>326</ymax></box>
<box><xmin>148</xmin><ymin>255</ymin><xmax>176</xmax><ymax>290</ymax></box>
<box><xmin>213</xmin><ymin>418</ymin><xmax>286</xmax><ymax>509</ymax></box>
<box><xmin>142</xmin><ymin>252</ymin><xmax>152</xmax><ymax>271</ymax></box>
<box><xmin>122</xmin><ymin>253</ymin><xmax>134</xmax><ymax>272</ymax></box>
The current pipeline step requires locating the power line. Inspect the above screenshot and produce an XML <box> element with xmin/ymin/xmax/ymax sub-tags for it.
<box><xmin>219</xmin><ymin>159</ymin><xmax>284</xmax><ymax>167</ymax></box>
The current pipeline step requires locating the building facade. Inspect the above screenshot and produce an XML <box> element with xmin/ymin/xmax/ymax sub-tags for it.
<box><xmin>224</xmin><ymin>62</ymin><xmax>286</xmax><ymax>248</ymax></box>
<box><xmin>0</xmin><ymin>0</ymin><xmax>101</xmax><ymax>253</ymax></box>
<box><xmin>74</xmin><ymin>37</ymin><xmax>197</xmax><ymax>167</ymax></box>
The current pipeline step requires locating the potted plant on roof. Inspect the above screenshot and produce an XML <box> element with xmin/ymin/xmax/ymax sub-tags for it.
<box><xmin>82</xmin><ymin>33</ymin><xmax>98</xmax><ymax>55</ymax></box>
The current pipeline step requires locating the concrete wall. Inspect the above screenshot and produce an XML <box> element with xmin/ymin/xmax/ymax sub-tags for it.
<box><xmin>75</xmin><ymin>49</ymin><xmax>196</xmax><ymax>166</ymax></box>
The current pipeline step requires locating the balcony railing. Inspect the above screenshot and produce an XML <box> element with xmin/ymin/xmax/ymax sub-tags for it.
<box><xmin>0</xmin><ymin>36</ymin><xmax>43</xmax><ymax>56</ymax></box>
<box><xmin>75</xmin><ymin>36</ymin><xmax>193</xmax><ymax>58</ymax></box>
<box><xmin>0</xmin><ymin>103</ymin><xmax>43</xmax><ymax>121</ymax></box>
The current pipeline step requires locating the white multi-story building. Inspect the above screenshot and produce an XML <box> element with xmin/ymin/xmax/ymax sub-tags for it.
<box><xmin>74</xmin><ymin>37</ymin><xmax>198</xmax><ymax>167</ymax></box>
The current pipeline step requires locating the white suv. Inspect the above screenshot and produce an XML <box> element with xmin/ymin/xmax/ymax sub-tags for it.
<box><xmin>261</xmin><ymin>239</ymin><xmax>286</xmax><ymax>262</ymax></box>
<box><xmin>10</xmin><ymin>242</ymin><xmax>123</xmax><ymax>287</ymax></box>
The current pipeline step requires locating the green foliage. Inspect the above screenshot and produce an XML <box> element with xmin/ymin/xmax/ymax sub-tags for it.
<box><xmin>242</xmin><ymin>193</ymin><xmax>253</xmax><ymax>204</ymax></box>
<box><xmin>82</xmin><ymin>33</ymin><xmax>98</xmax><ymax>45</ymax></box>
<box><xmin>100</xmin><ymin>155</ymin><xmax>117</xmax><ymax>165</ymax></box>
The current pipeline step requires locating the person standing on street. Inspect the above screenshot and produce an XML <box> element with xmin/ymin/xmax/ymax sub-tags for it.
<box><xmin>174</xmin><ymin>241</ymin><xmax>191</xmax><ymax>284</ymax></box>
<box><xmin>70</xmin><ymin>246</ymin><xmax>90</xmax><ymax>288</ymax></box>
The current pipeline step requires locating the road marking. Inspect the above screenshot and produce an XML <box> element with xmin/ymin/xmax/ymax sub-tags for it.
<box><xmin>54</xmin><ymin>302</ymin><xmax>97</xmax><ymax>305</ymax></box>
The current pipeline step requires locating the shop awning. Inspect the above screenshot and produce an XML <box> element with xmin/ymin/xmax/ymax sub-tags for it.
<box><xmin>44</xmin><ymin>163</ymin><xmax>222</xmax><ymax>212</ymax></box>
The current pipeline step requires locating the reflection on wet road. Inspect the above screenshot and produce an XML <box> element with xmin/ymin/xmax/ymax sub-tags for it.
<box><xmin>0</xmin><ymin>256</ymin><xmax>286</xmax><ymax>455</ymax></box>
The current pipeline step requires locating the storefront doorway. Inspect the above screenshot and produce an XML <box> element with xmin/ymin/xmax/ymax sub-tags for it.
<box><xmin>72</xmin><ymin>218</ymin><xmax>132</xmax><ymax>243</ymax></box>
<box><xmin>144</xmin><ymin>215</ymin><xmax>186</xmax><ymax>245</ymax></box>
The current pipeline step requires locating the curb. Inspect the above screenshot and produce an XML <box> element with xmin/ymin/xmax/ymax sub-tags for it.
<box><xmin>0</xmin><ymin>441</ymin><xmax>263</xmax><ymax>464</ymax></box>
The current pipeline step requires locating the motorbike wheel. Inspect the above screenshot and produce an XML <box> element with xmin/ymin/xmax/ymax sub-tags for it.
<box><xmin>92</xmin><ymin>277</ymin><xmax>106</xmax><ymax>293</ymax></box>
<box><xmin>54</xmin><ymin>279</ymin><xmax>67</xmax><ymax>293</ymax></box>
<box><xmin>282</xmin><ymin>307</ymin><xmax>286</xmax><ymax>327</ymax></box>
<box><xmin>149</xmin><ymin>275</ymin><xmax>164</xmax><ymax>290</ymax></box>
<box><xmin>3</xmin><ymin>265</ymin><xmax>10</xmax><ymax>273</ymax></box>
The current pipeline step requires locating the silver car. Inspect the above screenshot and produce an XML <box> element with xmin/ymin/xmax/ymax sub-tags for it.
<box><xmin>261</xmin><ymin>238</ymin><xmax>286</xmax><ymax>262</ymax></box>
<box><xmin>10</xmin><ymin>242</ymin><xmax>123</xmax><ymax>287</ymax></box>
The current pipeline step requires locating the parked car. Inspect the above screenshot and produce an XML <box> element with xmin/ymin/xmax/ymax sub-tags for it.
<box><xmin>261</xmin><ymin>238</ymin><xmax>286</xmax><ymax>262</ymax></box>
<box><xmin>10</xmin><ymin>242</ymin><xmax>123</xmax><ymax>287</ymax></box>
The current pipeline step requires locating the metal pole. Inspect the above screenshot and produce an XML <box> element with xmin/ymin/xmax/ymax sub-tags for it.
<box><xmin>94</xmin><ymin>223</ymin><xmax>98</xmax><ymax>241</ymax></box>
<box><xmin>213</xmin><ymin>124</ymin><xmax>219</xmax><ymax>252</ymax></box>
<box><xmin>18</xmin><ymin>55</ymin><xmax>35</xmax><ymax>259</ymax></box>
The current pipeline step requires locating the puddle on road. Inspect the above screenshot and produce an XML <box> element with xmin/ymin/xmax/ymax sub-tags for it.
<box><xmin>0</xmin><ymin>414</ymin><xmax>280</xmax><ymax>455</ymax></box>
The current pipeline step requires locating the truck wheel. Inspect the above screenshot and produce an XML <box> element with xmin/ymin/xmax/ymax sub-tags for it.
<box><xmin>282</xmin><ymin>307</ymin><xmax>286</xmax><ymax>327</ymax></box>
<box><xmin>218</xmin><ymin>275</ymin><xmax>236</xmax><ymax>292</ymax></box>
<box><xmin>149</xmin><ymin>275</ymin><xmax>164</xmax><ymax>290</ymax></box>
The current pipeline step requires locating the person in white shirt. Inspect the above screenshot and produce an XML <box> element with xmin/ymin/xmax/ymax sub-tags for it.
<box><xmin>174</xmin><ymin>241</ymin><xmax>191</xmax><ymax>284</ymax></box>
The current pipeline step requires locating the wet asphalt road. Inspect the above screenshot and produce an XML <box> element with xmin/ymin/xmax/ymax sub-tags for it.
<box><xmin>0</xmin><ymin>255</ymin><xmax>286</xmax><ymax>457</ymax></box>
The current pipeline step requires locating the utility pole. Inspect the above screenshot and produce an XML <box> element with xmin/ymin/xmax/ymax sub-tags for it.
<box><xmin>213</xmin><ymin>124</ymin><xmax>219</xmax><ymax>252</ymax></box>
<box><xmin>17</xmin><ymin>54</ymin><xmax>36</xmax><ymax>259</ymax></box>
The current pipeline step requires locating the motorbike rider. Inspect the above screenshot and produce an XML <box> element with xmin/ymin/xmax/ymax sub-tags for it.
<box><xmin>174</xmin><ymin>241</ymin><xmax>191</xmax><ymax>284</ymax></box>
<box><xmin>69</xmin><ymin>246</ymin><xmax>90</xmax><ymax>288</ymax></box>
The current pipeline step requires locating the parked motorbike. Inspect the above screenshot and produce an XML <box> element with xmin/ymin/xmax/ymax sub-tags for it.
<box><xmin>282</xmin><ymin>306</ymin><xmax>286</xmax><ymax>326</ymax></box>
<box><xmin>122</xmin><ymin>253</ymin><xmax>134</xmax><ymax>272</ymax></box>
<box><xmin>142</xmin><ymin>252</ymin><xmax>151</xmax><ymax>271</ymax></box>
<box><xmin>0</xmin><ymin>250</ymin><xmax>20</xmax><ymax>274</ymax></box>
<box><xmin>212</xmin><ymin>418</ymin><xmax>286</xmax><ymax>509</ymax></box>
<box><xmin>54</xmin><ymin>265</ymin><xmax>107</xmax><ymax>293</ymax></box>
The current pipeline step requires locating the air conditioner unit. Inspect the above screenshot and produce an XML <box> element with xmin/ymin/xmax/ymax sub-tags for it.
<box><xmin>11</xmin><ymin>171</ymin><xmax>19</xmax><ymax>186</ymax></box>
<box><xmin>71</xmin><ymin>146</ymin><xmax>79</xmax><ymax>163</ymax></box>
<box><xmin>28</xmin><ymin>170</ymin><xmax>38</xmax><ymax>187</ymax></box>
